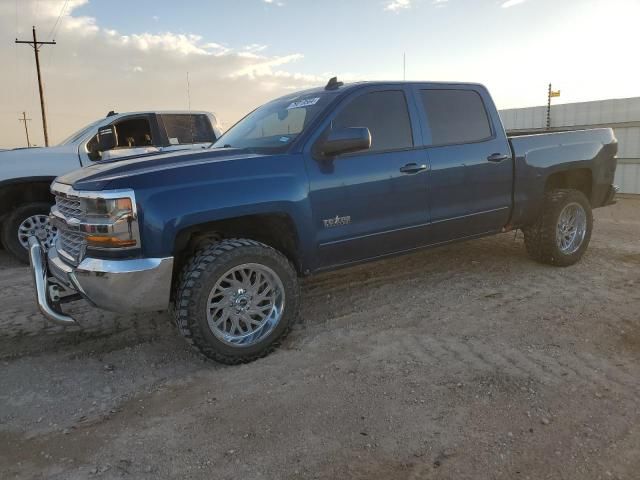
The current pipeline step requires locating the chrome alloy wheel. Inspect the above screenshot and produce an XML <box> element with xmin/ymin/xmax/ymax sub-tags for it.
<box><xmin>18</xmin><ymin>215</ymin><xmax>57</xmax><ymax>251</ymax></box>
<box><xmin>556</xmin><ymin>202</ymin><xmax>587</xmax><ymax>255</ymax></box>
<box><xmin>206</xmin><ymin>263</ymin><xmax>285</xmax><ymax>347</ymax></box>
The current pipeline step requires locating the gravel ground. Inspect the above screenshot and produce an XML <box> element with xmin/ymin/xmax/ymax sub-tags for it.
<box><xmin>1</xmin><ymin>198</ymin><xmax>639</xmax><ymax>480</ymax></box>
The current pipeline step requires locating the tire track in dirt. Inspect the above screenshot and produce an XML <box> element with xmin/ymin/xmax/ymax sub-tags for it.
<box><xmin>371</xmin><ymin>334</ymin><xmax>639</xmax><ymax>401</ymax></box>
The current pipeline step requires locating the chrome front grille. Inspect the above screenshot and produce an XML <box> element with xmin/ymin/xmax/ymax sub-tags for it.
<box><xmin>57</xmin><ymin>229</ymin><xmax>86</xmax><ymax>264</ymax></box>
<box><xmin>53</xmin><ymin>192</ymin><xmax>87</xmax><ymax>264</ymax></box>
<box><xmin>55</xmin><ymin>195</ymin><xmax>84</xmax><ymax>218</ymax></box>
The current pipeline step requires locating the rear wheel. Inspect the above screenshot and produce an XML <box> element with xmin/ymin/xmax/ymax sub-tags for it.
<box><xmin>1</xmin><ymin>202</ymin><xmax>56</xmax><ymax>264</ymax></box>
<box><xmin>523</xmin><ymin>189</ymin><xmax>593</xmax><ymax>266</ymax></box>
<box><xmin>174</xmin><ymin>238</ymin><xmax>300</xmax><ymax>364</ymax></box>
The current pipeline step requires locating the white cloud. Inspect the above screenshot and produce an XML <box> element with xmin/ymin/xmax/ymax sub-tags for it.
<box><xmin>263</xmin><ymin>0</ymin><xmax>285</xmax><ymax>6</ymax></box>
<box><xmin>244</xmin><ymin>44</ymin><xmax>269</xmax><ymax>54</ymax></box>
<box><xmin>501</xmin><ymin>0</ymin><xmax>527</xmax><ymax>8</ymax></box>
<box><xmin>385</xmin><ymin>0</ymin><xmax>411</xmax><ymax>12</ymax></box>
<box><xmin>1</xmin><ymin>0</ymin><xmax>316</xmax><ymax>147</ymax></box>
<box><xmin>231</xmin><ymin>54</ymin><xmax>306</xmax><ymax>78</ymax></box>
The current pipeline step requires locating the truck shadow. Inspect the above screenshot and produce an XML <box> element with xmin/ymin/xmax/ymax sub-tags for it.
<box><xmin>1</xmin><ymin>233</ymin><xmax>528</xmax><ymax>359</ymax></box>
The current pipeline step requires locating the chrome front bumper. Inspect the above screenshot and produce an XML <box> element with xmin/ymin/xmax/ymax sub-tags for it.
<box><xmin>28</xmin><ymin>237</ymin><xmax>174</xmax><ymax>326</ymax></box>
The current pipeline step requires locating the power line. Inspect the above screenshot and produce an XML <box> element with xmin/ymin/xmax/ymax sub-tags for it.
<box><xmin>16</xmin><ymin>26</ymin><xmax>57</xmax><ymax>147</ymax></box>
<box><xmin>47</xmin><ymin>0</ymin><xmax>70</xmax><ymax>40</ymax></box>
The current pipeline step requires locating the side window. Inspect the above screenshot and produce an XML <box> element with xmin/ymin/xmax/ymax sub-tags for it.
<box><xmin>114</xmin><ymin>117</ymin><xmax>154</xmax><ymax>148</ymax></box>
<box><xmin>160</xmin><ymin>114</ymin><xmax>215</xmax><ymax>145</ymax></box>
<box><xmin>332</xmin><ymin>90</ymin><xmax>413</xmax><ymax>152</ymax></box>
<box><xmin>419</xmin><ymin>89</ymin><xmax>492</xmax><ymax>146</ymax></box>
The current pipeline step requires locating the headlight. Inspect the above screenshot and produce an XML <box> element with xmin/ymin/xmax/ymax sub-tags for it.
<box><xmin>88</xmin><ymin>198</ymin><xmax>133</xmax><ymax>218</ymax></box>
<box><xmin>51</xmin><ymin>183</ymin><xmax>142</xmax><ymax>263</ymax></box>
<box><xmin>80</xmin><ymin>193</ymin><xmax>140</xmax><ymax>250</ymax></box>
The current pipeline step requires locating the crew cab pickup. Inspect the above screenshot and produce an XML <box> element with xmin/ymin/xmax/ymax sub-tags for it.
<box><xmin>0</xmin><ymin>110</ymin><xmax>221</xmax><ymax>263</ymax></box>
<box><xmin>29</xmin><ymin>79</ymin><xmax>618</xmax><ymax>365</ymax></box>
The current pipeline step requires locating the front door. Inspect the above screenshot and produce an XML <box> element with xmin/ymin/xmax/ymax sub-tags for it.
<box><xmin>84</xmin><ymin>114</ymin><xmax>161</xmax><ymax>162</ymax></box>
<box><xmin>304</xmin><ymin>86</ymin><xmax>430</xmax><ymax>268</ymax></box>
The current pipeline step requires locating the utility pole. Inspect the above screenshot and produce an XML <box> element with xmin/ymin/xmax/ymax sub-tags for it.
<box><xmin>15</xmin><ymin>26</ymin><xmax>56</xmax><ymax>147</ymax></box>
<box><xmin>546</xmin><ymin>83</ymin><xmax>561</xmax><ymax>130</ymax></box>
<box><xmin>18</xmin><ymin>112</ymin><xmax>32</xmax><ymax>147</ymax></box>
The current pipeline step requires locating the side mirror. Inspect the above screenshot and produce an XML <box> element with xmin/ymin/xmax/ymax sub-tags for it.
<box><xmin>97</xmin><ymin>126</ymin><xmax>117</xmax><ymax>152</ymax></box>
<box><xmin>316</xmin><ymin>127</ymin><xmax>371</xmax><ymax>158</ymax></box>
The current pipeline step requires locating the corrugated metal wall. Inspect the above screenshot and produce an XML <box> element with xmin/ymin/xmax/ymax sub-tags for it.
<box><xmin>500</xmin><ymin>97</ymin><xmax>640</xmax><ymax>194</ymax></box>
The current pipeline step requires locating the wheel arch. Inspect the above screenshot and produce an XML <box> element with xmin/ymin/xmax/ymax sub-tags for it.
<box><xmin>172</xmin><ymin>212</ymin><xmax>302</xmax><ymax>283</ymax></box>
<box><xmin>543</xmin><ymin>168</ymin><xmax>593</xmax><ymax>204</ymax></box>
<box><xmin>0</xmin><ymin>177</ymin><xmax>56</xmax><ymax>221</ymax></box>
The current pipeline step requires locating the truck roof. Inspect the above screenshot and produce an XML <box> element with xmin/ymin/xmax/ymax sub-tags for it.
<box><xmin>106</xmin><ymin>110</ymin><xmax>213</xmax><ymax>118</ymax></box>
<box><xmin>274</xmin><ymin>80</ymin><xmax>489</xmax><ymax>101</ymax></box>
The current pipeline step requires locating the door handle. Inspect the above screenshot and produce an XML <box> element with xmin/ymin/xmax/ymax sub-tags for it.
<box><xmin>400</xmin><ymin>163</ymin><xmax>428</xmax><ymax>174</ymax></box>
<box><xmin>487</xmin><ymin>153</ymin><xmax>510</xmax><ymax>162</ymax></box>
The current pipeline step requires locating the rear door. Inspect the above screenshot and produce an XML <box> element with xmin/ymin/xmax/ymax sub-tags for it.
<box><xmin>157</xmin><ymin>113</ymin><xmax>218</xmax><ymax>153</ymax></box>
<box><xmin>412</xmin><ymin>85</ymin><xmax>513</xmax><ymax>240</ymax></box>
<box><xmin>304</xmin><ymin>85</ymin><xmax>430</xmax><ymax>268</ymax></box>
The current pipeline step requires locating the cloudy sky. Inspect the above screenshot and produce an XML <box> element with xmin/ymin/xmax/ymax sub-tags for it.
<box><xmin>1</xmin><ymin>0</ymin><xmax>638</xmax><ymax>148</ymax></box>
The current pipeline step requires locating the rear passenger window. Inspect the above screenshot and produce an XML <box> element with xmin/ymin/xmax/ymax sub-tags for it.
<box><xmin>160</xmin><ymin>114</ymin><xmax>215</xmax><ymax>145</ymax></box>
<box><xmin>332</xmin><ymin>90</ymin><xmax>413</xmax><ymax>152</ymax></box>
<box><xmin>420</xmin><ymin>90</ymin><xmax>492</xmax><ymax>146</ymax></box>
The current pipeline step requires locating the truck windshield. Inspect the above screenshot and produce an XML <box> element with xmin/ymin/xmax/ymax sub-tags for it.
<box><xmin>58</xmin><ymin>119</ymin><xmax>104</xmax><ymax>146</ymax></box>
<box><xmin>213</xmin><ymin>92</ymin><xmax>333</xmax><ymax>152</ymax></box>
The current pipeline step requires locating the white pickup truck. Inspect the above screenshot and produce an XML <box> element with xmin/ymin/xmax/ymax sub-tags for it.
<box><xmin>0</xmin><ymin>110</ymin><xmax>222</xmax><ymax>262</ymax></box>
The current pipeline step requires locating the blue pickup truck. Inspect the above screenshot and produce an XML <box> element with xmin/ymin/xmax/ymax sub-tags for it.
<box><xmin>29</xmin><ymin>79</ymin><xmax>618</xmax><ymax>364</ymax></box>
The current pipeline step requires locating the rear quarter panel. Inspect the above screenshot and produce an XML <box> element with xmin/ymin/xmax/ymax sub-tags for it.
<box><xmin>509</xmin><ymin>128</ymin><xmax>617</xmax><ymax>227</ymax></box>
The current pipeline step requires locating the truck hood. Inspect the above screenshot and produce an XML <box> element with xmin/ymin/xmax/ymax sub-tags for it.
<box><xmin>0</xmin><ymin>144</ymin><xmax>80</xmax><ymax>183</ymax></box>
<box><xmin>0</xmin><ymin>144</ymin><xmax>77</xmax><ymax>161</ymax></box>
<box><xmin>56</xmin><ymin>148</ymin><xmax>272</xmax><ymax>191</ymax></box>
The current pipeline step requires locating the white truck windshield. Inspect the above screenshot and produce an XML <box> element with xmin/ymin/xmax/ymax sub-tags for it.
<box><xmin>58</xmin><ymin>119</ymin><xmax>104</xmax><ymax>146</ymax></box>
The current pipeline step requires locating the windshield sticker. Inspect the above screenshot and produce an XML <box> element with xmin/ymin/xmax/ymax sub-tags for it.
<box><xmin>279</xmin><ymin>136</ymin><xmax>290</xmax><ymax>143</ymax></box>
<box><xmin>287</xmin><ymin>97</ymin><xmax>320</xmax><ymax>110</ymax></box>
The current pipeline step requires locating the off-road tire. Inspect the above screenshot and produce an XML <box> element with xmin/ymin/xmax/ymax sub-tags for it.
<box><xmin>1</xmin><ymin>202</ymin><xmax>54</xmax><ymax>264</ymax></box>
<box><xmin>174</xmin><ymin>238</ymin><xmax>300</xmax><ymax>365</ymax></box>
<box><xmin>523</xmin><ymin>189</ymin><xmax>593</xmax><ymax>266</ymax></box>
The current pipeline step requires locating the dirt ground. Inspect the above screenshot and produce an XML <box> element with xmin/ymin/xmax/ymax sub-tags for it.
<box><xmin>1</xmin><ymin>198</ymin><xmax>639</xmax><ymax>480</ymax></box>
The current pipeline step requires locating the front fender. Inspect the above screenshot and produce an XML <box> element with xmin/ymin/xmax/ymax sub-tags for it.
<box><xmin>132</xmin><ymin>155</ymin><xmax>314</xmax><ymax>265</ymax></box>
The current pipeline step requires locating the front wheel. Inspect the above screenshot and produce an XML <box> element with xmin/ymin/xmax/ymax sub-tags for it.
<box><xmin>1</xmin><ymin>202</ymin><xmax>57</xmax><ymax>264</ymax></box>
<box><xmin>523</xmin><ymin>189</ymin><xmax>593</xmax><ymax>267</ymax></box>
<box><xmin>174</xmin><ymin>238</ymin><xmax>300</xmax><ymax>365</ymax></box>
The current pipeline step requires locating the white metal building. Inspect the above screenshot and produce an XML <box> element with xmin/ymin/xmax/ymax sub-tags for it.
<box><xmin>500</xmin><ymin>97</ymin><xmax>640</xmax><ymax>194</ymax></box>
